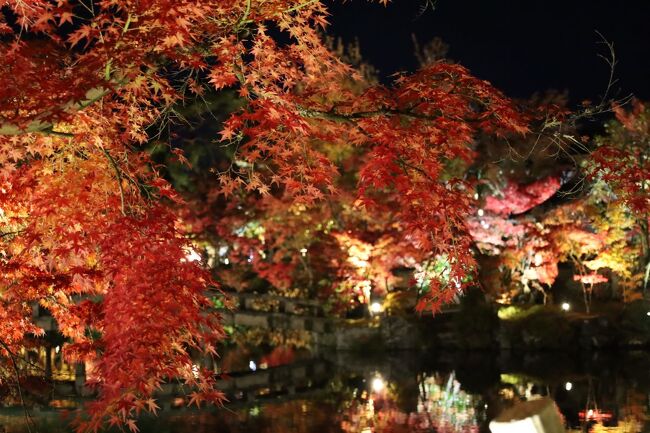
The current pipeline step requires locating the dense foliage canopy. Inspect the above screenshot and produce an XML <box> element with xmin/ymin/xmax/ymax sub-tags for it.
<box><xmin>0</xmin><ymin>0</ymin><xmax>648</xmax><ymax>431</ymax></box>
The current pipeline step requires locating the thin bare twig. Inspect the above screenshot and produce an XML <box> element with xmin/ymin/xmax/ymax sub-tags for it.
<box><xmin>0</xmin><ymin>340</ymin><xmax>37</xmax><ymax>433</ymax></box>
<box><xmin>98</xmin><ymin>144</ymin><xmax>127</xmax><ymax>216</ymax></box>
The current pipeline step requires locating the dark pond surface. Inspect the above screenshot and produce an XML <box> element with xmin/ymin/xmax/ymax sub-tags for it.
<box><xmin>2</xmin><ymin>350</ymin><xmax>650</xmax><ymax>433</ymax></box>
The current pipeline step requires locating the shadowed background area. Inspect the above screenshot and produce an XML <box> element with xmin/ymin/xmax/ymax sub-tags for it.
<box><xmin>327</xmin><ymin>0</ymin><xmax>650</xmax><ymax>103</ymax></box>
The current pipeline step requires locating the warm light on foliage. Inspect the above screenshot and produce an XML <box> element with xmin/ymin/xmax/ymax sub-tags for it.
<box><xmin>484</xmin><ymin>176</ymin><xmax>561</xmax><ymax>216</ymax></box>
<box><xmin>4</xmin><ymin>0</ymin><xmax>649</xmax><ymax>430</ymax></box>
<box><xmin>0</xmin><ymin>0</ymin><xmax>530</xmax><ymax>429</ymax></box>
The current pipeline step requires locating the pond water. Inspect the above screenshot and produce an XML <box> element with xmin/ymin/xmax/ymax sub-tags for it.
<box><xmin>2</xmin><ymin>350</ymin><xmax>650</xmax><ymax>433</ymax></box>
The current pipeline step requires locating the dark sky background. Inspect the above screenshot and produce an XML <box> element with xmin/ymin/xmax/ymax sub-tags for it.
<box><xmin>326</xmin><ymin>0</ymin><xmax>650</xmax><ymax>105</ymax></box>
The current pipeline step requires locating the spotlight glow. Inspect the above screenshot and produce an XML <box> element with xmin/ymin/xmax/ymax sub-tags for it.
<box><xmin>371</xmin><ymin>377</ymin><xmax>385</xmax><ymax>393</ymax></box>
<box><xmin>184</xmin><ymin>248</ymin><xmax>201</xmax><ymax>263</ymax></box>
<box><xmin>561</xmin><ymin>302</ymin><xmax>570</xmax><ymax>312</ymax></box>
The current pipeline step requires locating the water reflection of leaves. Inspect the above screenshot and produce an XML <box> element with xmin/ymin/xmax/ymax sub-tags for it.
<box><xmin>339</xmin><ymin>371</ymin><xmax>482</xmax><ymax>433</ymax></box>
<box><xmin>577</xmin><ymin>388</ymin><xmax>646</xmax><ymax>433</ymax></box>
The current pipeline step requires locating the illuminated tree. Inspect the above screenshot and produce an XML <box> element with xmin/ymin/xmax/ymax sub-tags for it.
<box><xmin>589</xmin><ymin>101</ymin><xmax>650</xmax><ymax>296</ymax></box>
<box><xmin>0</xmin><ymin>0</ymin><xmax>528</xmax><ymax>430</ymax></box>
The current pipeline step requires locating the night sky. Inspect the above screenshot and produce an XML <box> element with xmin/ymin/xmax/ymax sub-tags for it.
<box><xmin>327</xmin><ymin>0</ymin><xmax>650</xmax><ymax>104</ymax></box>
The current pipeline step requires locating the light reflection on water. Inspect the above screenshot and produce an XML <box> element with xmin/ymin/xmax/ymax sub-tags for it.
<box><xmin>2</xmin><ymin>351</ymin><xmax>650</xmax><ymax>433</ymax></box>
<box><xmin>339</xmin><ymin>372</ymin><xmax>482</xmax><ymax>433</ymax></box>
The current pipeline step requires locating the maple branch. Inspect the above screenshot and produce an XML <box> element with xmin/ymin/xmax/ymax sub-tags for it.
<box><xmin>0</xmin><ymin>85</ymin><xmax>117</xmax><ymax>137</ymax></box>
<box><xmin>0</xmin><ymin>340</ymin><xmax>35</xmax><ymax>433</ymax></box>
<box><xmin>595</xmin><ymin>30</ymin><xmax>618</xmax><ymax>107</ymax></box>
<box><xmin>235</xmin><ymin>0</ymin><xmax>252</xmax><ymax>29</ymax></box>
<box><xmin>98</xmin><ymin>145</ymin><xmax>127</xmax><ymax>216</ymax></box>
<box><xmin>0</xmin><ymin>120</ymin><xmax>74</xmax><ymax>137</ymax></box>
<box><xmin>395</xmin><ymin>156</ymin><xmax>436</xmax><ymax>183</ymax></box>
<box><xmin>236</xmin><ymin>0</ymin><xmax>320</xmax><ymax>27</ymax></box>
<box><xmin>297</xmin><ymin>106</ymin><xmax>445</xmax><ymax>122</ymax></box>
<box><xmin>0</xmin><ymin>230</ymin><xmax>24</xmax><ymax>238</ymax></box>
<box><xmin>42</xmin><ymin>127</ymin><xmax>75</xmax><ymax>138</ymax></box>
<box><xmin>285</xmin><ymin>0</ymin><xmax>320</xmax><ymax>13</ymax></box>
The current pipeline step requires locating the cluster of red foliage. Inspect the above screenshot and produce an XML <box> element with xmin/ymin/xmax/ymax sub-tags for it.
<box><xmin>213</xmin><ymin>51</ymin><xmax>528</xmax><ymax>310</ymax></box>
<box><xmin>469</xmin><ymin>160</ymin><xmax>648</xmax><ymax>309</ymax></box>
<box><xmin>0</xmin><ymin>0</ymin><xmax>564</xmax><ymax>430</ymax></box>
<box><xmin>3</xmin><ymin>0</ymin><xmax>650</xmax><ymax>429</ymax></box>
<box><xmin>590</xmin><ymin>101</ymin><xmax>650</xmax><ymax>214</ymax></box>
<box><xmin>484</xmin><ymin>176</ymin><xmax>561</xmax><ymax>216</ymax></box>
